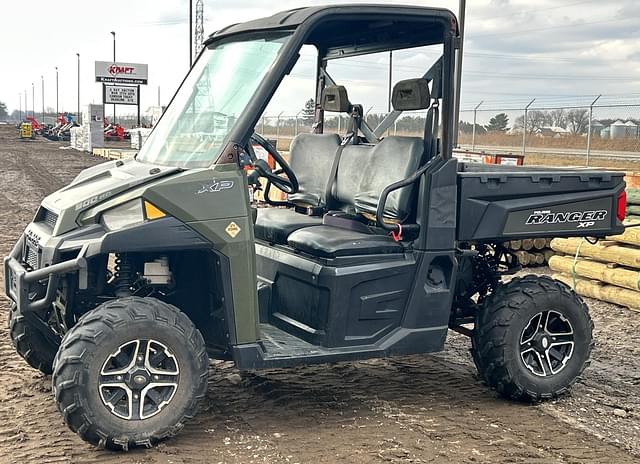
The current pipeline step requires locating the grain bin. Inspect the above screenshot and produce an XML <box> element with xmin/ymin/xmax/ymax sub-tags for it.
<box><xmin>624</xmin><ymin>120</ymin><xmax>638</xmax><ymax>138</ymax></box>
<box><xmin>590</xmin><ymin>120</ymin><xmax>604</xmax><ymax>137</ymax></box>
<box><xmin>610</xmin><ymin>120</ymin><xmax>627</xmax><ymax>139</ymax></box>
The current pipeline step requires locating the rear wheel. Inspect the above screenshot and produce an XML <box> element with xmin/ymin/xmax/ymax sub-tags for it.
<box><xmin>9</xmin><ymin>303</ymin><xmax>58</xmax><ymax>375</ymax></box>
<box><xmin>471</xmin><ymin>275</ymin><xmax>593</xmax><ymax>402</ymax></box>
<box><xmin>52</xmin><ymin>297</ymin><xmax>209</xmax><ymax>450</ymax></box>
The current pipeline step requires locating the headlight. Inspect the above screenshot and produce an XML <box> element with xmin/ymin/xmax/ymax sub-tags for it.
<box><xmin>100</xmin><ymin>200</ymin><xmax>144</xmax><ymax>231</ymax></box>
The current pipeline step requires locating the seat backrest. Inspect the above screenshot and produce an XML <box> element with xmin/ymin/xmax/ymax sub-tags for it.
<box><xmin>333</xmin><ymin>136</ymin><xmax>423</xmax><ymax>221</ymax></box>
<box><xmin>287</xmin><ymin>133</ymin><xmax>341</xmax><ymax>207</ymax></box>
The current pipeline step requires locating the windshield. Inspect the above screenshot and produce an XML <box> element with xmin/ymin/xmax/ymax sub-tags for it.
<box><xmin>137</xmin><ymin>32</ymin><xmax>291</xmax><ymax>168</ymax></box>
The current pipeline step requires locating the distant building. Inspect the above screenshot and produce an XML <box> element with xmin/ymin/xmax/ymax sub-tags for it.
<box><xmin>536</xmin><ymin>126</ymin><xmax>571</xmax><ymax>137</ymax></box>
<box><xmin>590</xmin><ymin>120</ymin><xmax>604</xmax><ymax>137</ymax></box>
<box><xmin>607</xmin><ymin>120</ymin><xmax>638</xmax><ymax>139</ymax></box>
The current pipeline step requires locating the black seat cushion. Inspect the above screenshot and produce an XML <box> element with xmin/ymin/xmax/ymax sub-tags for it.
<box><xmin>287</xmin><ymin>225</ymin><xmax>403</xmax><ymax>258</ymax></box>
<box><xmin>288</xmin><ymin>133</ymin><xmax>341</xmax><ymax>207</ymax></box>
<box><xmin>255</xmin><ymin>208</ymin><xmax>322</xmax><ymax>244</ymax></box>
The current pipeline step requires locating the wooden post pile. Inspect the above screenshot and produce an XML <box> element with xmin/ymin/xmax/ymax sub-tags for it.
<box><xmin>628</xmin><ymin>188</ymin><xmax>640</xmax><ymax>222</ymax></box>
<box><xmin>549</xmin><ymin>231</ymin><xmax>640</xmax><ymax>311</ymax></box>
<box><xmin>506</xmin><ymin>238</ymin><xmax>555</xmax><ymax>267</ymax></box>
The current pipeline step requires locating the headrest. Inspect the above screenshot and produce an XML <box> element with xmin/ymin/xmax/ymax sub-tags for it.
<box><xmin>321</xmin><ymin>85</ymin><xmax>351</xmax><ymax>113</ymax></box>
<box><xmin>392</xmin><ymin>78</ymin><xmax>431</xmax><ymax>111</ymax></box>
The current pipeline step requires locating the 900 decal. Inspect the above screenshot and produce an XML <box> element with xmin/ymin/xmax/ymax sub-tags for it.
<box><xmin>74</xmin><ymin>191</ymin><xmax>113</xmax><ymax>211</ymax></box>
<box><xmin>526</xmin><ymin>209</ymin><xmax>607</xmax><ymax>229</ymax></box>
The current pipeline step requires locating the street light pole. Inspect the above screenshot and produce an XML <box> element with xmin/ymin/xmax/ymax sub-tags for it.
<box><xmin>586</xmin><ymin>94</ymin><xmax>601</xmax><ymax>167</ymax></box>
<box><xmin>24</xmin><ymin>90</ymin><xmax>27</xmax><ymax>120</ymax></box>
<box><xmin>111</xmin><ymin>31</ymin><xmax>116</xmax><ymax>124</ymax></box>
<box><xmin>55</xmin><ymin>67</ymin><xmax>59</xmax><ymax>116</ymax></box>
<box><xmin>32</xmin><ymin>83</ymin><xmax>35</xmax><ymax>119</ymax></box>
<box><xmin>41</xmin><ymin>75</ymin><xmax>45</xmax><ymax>124</ymax></box>
<box><xmin>522</xmin><ymin>98</ymin><xmax>536</xmax><ymax>157</ymax></box>
<box><xmin>76</xmin><ymin>53</ymin><xmax>80</xmax><ymax>122</ymax></box>
<box><xmin>19</xmin><ymin>93</ymin><xmax>22</xmax><ymax>121</ymax></box>
<box><xmin>472</xmin><ymin>100</ymin><xmax>483</xmax><ymax>150</ymax></box>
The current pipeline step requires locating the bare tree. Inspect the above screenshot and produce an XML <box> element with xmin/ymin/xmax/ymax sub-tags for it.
<box><xmin>549</xmin><ymin>109</ymin><xmax>567</xmax><ymax>128</ymax></box>
<box><xmin>566</xmin><ymin>109</ymin><xmax>589</xmax><ymax>135</ymax></box>
<box><xmin>515</xmin><ymin>110</ymin><xmax>550</xmax><ymax>134</ymax></box>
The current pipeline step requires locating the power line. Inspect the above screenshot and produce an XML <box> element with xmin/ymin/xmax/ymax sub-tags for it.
<box><xmin>474</xmin><ymin>0</ymin><xmax>602</xmax><ymax>20</ymax></box>
<box><xmin>470</xmin><ymin>12</ymin><xmax>640</xmax><ymax>39</ymax></box>
<box><xmin>329</xmin><ymin>59</ymin><xmax>640</xmax><ymax>82</ymax></box>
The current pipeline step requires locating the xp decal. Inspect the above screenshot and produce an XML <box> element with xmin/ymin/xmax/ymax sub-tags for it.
<box><xmin>196</xmin><ymin>180</ymin><xmax>234</xmax><ymax>195</ymax></box>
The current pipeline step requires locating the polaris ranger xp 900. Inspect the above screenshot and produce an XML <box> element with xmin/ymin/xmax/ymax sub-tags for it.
<box><xmin>4</xmin><ymin>4</ymin><xmax>626</xmax><ymax>450</ymax></box>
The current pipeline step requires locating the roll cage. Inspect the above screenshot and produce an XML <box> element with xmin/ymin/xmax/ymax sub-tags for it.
<box><xmin>204</xmin><ymin>5</ymin><xmax>460</xmax><ymax>167</ymax></box>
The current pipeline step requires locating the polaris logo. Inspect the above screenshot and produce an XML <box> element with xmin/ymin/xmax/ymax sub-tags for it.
<box><xmin>526</xmin><ymin>209</ymin><xmax>607</xmax><ymax>228</ymax></box>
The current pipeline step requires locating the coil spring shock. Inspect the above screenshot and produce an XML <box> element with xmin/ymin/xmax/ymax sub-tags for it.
<box><xmin>113</xmin><ymin>253</ymin><xmax>135</xmax><ymax>297</ymax></box>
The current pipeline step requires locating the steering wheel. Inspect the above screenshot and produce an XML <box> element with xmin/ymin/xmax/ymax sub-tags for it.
<box><xmin>247</xmin><ymin>133</ymin><xmax>299</xmax><ymax>194</ymax></box>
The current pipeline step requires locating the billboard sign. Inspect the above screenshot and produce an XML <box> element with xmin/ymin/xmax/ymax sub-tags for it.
<box><xmin>104</xmin><ymin>85</ymin><xmax>139</xmax><ymax>105</ymax></box>
<box><xmin>95</xmin><ymin>61</ymin><xmax>148</xmax><ymax>85</ymax></box>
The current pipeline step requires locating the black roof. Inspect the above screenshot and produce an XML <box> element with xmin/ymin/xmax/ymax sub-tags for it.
<box><xmin>208</xmin><ymin>4</ymin><xmax>457</xmax><ymax>41</ymax></box>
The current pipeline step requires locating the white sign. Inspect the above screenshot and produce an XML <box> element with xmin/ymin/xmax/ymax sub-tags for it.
<box><xmin>105</xmin><ymin>85</ymin><xmax>139</xmax><ymax>105</ymax></box>
<box><xmin>95</xmin><ymin>61</ymin><xmax>148</xmax><ymax>85</ymax></box>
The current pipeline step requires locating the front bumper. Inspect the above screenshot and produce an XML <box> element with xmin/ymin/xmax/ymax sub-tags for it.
<box><xmin>4</xmin><ymin>235</ymin><xmax>88</xmax><ymax>314</ymax></box>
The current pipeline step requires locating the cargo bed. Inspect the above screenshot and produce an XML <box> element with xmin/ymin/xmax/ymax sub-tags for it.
<box><xmin>456</xmin><ymin>163</ymin><xmax>626</xmax><ymax>242</ymax></box>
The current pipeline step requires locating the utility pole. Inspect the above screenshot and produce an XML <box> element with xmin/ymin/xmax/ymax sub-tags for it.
<box><xmin>32</xmin><ymin>83</ymin><xmax>35</xmax><ymax>119</ymax></box>
<box><xmin>24</xmin><ymin>90</ymin><xmax>27</xmax><ymax>120</ymax></box>
<box><xmin>76</xmin><ymin>53</ymin><xmax>81</xmax><ymax>122</ymax></box>
<box><xmin>472</xmin><ymin>100</ymin><xmax>483</xmax><ymax>150</ymax></box>
<box><xmin>194</xmin><ymin>0</ymin><xmax>204</xmax><ymax>56</ymax></box>
<box><xmin>586</xmin><ymin>94</ymin><xmax>601</xmax><ymax>167</ymax></box>
<box><xmin>111</xmin><ymin>31</ymin><xmax>116</xmax><ymax>124</ymax></box>
<box><xmin>41</xmin><ymin>75</ymin><xmax>45</xmax><ymax>123</ymax></box>
<box><xmin>189</xmin><ymin>0</ymin><xmax>193</xmax><ymax>66</ymax></box>
<box><xmin>388</xmin><ymin>50</ymin><xmax>393</xmax><ymax>113</ymax></box>
<box><xmin>19</xmin><ymin>93</ymin><xmax>22</xmax><ymax>121</ymax></box>
<box><xmin>55</xmin><ymin>67</ymin><xmax>59</xmax><ymax>116</ymax></box>
<box><xmin>522</xmin><ymin>98</ymin><xmax>536</xmax><ymax>157</ymax></box>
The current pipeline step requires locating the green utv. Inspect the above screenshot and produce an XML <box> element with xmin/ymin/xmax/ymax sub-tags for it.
<box><xmin>3</xmin><ymin>4</ymin><xmax>627</xmax><ymax>450</ymax></box>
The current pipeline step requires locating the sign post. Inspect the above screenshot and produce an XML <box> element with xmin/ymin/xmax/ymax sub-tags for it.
<box><xmin>95</xmin><ymin>61</ymin><xmax>148</xmax><ymax>127</ymax></box>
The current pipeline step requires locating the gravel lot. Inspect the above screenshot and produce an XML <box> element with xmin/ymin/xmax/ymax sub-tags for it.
<box><xmin>0</xmin><ymin>126</ymin><xmax>638</xmax><ymax>463</ymax></box>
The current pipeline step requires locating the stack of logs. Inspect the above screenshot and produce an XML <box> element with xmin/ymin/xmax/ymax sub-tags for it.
<box><xmin>627</xmin><ymin>189</ymin><xmax>640</xmax><ymax>222</ymax></box>
<box><xmin>549</xmin><ymin>228</ymin><xmax>640</xmax><ymax>311</ymax></box>
<box><xmin>506</xmin><ymin>238</ymin><xmax>555</xmax><ymax>267</ymax></box>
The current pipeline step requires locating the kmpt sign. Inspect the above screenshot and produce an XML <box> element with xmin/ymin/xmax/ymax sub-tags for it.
<box><xmin>95</xmin><ymin>61</ymin><xmax>148</xmax><ymax>85</ymax></box>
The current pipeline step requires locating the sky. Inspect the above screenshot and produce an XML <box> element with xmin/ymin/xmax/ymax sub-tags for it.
<box><xmin>1</xmin><ymin>0</ymin><xmax>640</xmax><ymax>125</ymax></box>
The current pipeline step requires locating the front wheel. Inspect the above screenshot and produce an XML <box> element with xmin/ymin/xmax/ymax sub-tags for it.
<box><xmin>52</xmin><ymin>297</ymin><xmax>209</xmax><ymax>450</ymax></box>
<box><xmin>471</xmin><ymin>275</ymin><xmax>593</xmax><ymax>402</ymax></box>
<box><xmin>9</xmin><ymin>303</ymin><xmax>59</xmax><ymax>375</ymax></box>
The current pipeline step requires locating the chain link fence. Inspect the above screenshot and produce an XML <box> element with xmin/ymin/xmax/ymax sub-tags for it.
<box><xmin>458</xmin><ymin>101</ymin><xmax>640</xmax><ymax>166</ymax></box>
<box><xmin>259</xmin><ymin>99</ymin><xmax>640</xmax><ymax>167</ymax></box>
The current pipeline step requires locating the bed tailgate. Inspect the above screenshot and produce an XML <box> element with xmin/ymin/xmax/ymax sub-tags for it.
<box><xmin>456</xmin><ymin>169</ymin><xmax>626</xmax><ymax>242</ymax></box>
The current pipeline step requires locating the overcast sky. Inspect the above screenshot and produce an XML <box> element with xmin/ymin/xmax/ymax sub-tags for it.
<box><xmin>2</xmin><ymin>0</ymin><xmax>640</xmax><ymax>124</ymax></box>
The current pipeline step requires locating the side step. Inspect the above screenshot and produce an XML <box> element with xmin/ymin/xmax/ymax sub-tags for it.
<box><xmin>232</xmin><ymin>323</ymin><xmax>448</xmax><ymax>369</ymax></box>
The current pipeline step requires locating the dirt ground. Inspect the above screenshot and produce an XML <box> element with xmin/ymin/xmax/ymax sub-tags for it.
<box><xmin>0</xmin><ymin>125</ymin><xmax>639</xmax><ymax>464</ymax></box>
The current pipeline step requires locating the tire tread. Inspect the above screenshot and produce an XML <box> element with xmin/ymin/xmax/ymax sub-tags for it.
<box><xmin>52</xmin><ymin>297</ymin><xmax>209</xmax><ymax>450</ymax></box>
